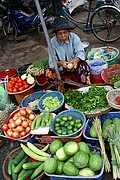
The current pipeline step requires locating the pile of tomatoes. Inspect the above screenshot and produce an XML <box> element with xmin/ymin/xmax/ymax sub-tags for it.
<box><xmin>7</xmin><ymin>76</ymin><xmax>29</xmax><ymax>93</ymax></box>
<box><xmin>2</xmin><ymin>108</ymin><xmax>36</xmax><ymax>139</ymax></box>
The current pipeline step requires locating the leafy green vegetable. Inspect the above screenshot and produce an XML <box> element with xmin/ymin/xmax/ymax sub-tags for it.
<box><xmin>64</xmin><ymin>85</ymin><xmax>109</xmax><ymax>113</ymax></box>
<box><xmin>42</xmin><ymin>96</ymin><xmax>62</xmax><ymax>110</ymax></box>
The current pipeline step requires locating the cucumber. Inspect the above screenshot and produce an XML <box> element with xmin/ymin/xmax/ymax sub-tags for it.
<box><xmin>41</xmin><ymin>144</ymin><xmax>50</xmax><ymax>152</ymax></box>
<box><xmin>46</xmin><ymin>113</ymin><xmax>53</xmax><ymax>126</ymax></box>
<box><xmin>20</xmin><ymin>143</ymin><xmax>48</xmax><ymax>161</ymax></box>
<box><xmin>14</xmin><ymin>155</ymin><xmax>28</xmax><ymax>174</ymax></box>
<box><xmin>18</xmin><ymin>169</ymin><xmax>34</xmax><ymax>180</ymax></box>
<box><xmin>8</xmin><ymin>158</ymin><xmax>13</xmax><ymax>175</ymax></box>
<box><xmin>13</xmin><ymin>149</ymin><xmax>25</xmax><ymax>165</ymax></box>
<box><xmin>23</xmin><ymin>161</ymin><xmax>43</xmax><ymax>169</ymax></box>
<box><xmin>35</xmin><ymin>114</ymin><xmax>45</xmax><ymax>129</ymax></box>
<box><xmin>27</xmin><ymin>142</ymin><xmax>50</xmax><ymax>157</ymax></box>
<box><xmin>31</xmin><ymin>163</ymin><xmax>44</xmax><ymax>180</ymax></box>
<box><xmin>11</xmin><ymin>163</ymin><xmax>18</xmax><ymax>180</ymax></box>
<box><xmin>18</xmin><ymin>168</ymin><xmax>27</xmax><ymax>178</ymax></box>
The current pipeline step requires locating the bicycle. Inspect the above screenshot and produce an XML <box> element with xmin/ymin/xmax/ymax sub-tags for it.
<box><xmin>50</xmin><ymin>0</ymin><xmax>120</xmax><ymax>43</ymax></box>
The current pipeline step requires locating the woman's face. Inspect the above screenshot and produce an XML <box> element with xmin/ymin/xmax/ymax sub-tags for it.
<box><xmin>56</xmin><ymin>29</ymin><xmax>70</xmax><ymax>42</ymax></box>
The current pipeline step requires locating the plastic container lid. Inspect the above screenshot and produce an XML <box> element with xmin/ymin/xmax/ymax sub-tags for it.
<box><xmin>0</xmin><ymin>69</ymin><xmax>17</xmax><ymax>79</ymax></box>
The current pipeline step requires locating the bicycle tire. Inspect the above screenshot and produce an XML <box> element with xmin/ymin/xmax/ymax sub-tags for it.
<box><xmin>3</xmin><ymin>19</ymin><xmax>18</xmax><ymax>39</ymax></box>
<box><xmin>90</xmin><ymin>5</ymin><xmax>120</xmax><ymax>43</ymax></box>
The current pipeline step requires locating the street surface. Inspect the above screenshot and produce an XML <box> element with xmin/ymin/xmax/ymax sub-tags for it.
<box><xmin>0</xmin><ymin>6</ymin><xmax>120</xmax><ymax>180</ymax></box>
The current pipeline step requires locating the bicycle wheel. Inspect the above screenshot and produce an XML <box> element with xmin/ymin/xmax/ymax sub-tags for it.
<box><xmin>90</xmin><ymin>5</ymin><xmax>120</xmax><ymax>43</ymax></box>
<box><xmin>3</xmin><ymin>20</ymin><xmax>18</xmax><ymax>39</ymax></box>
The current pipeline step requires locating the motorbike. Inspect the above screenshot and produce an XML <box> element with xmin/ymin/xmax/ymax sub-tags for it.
<box><xmin>2</xmin><ymin>1</ymin><xmax>57</xmax><ymax>39</ymax></box>
<box><xmin>0</xmin><ymin>0</ymin><xmax>8</xmax><ymax>27</ymax></box>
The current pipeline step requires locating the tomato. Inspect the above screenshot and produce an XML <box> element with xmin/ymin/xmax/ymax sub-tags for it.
<box><xmin>18</xmin><ymin>82</ymin><xmax>23</xmax><ymax>87</ymax></box>
<box><xmin>7</xmin><ymin>87</ymin><xmax>13</xmax><ymax>92</ymax></box>
<box><xmin>24</xmin><ymin>84</ymin><xmax>29</xmax><ymax>89</ymax></box>
<box><xmin>23</xmin><ymin>80</ymin><xmax>28</xmax><ymax>85</ymax></box>
<box><xmin>19</xmin><ymin>86</ymin><xmax>24</xmax><ymax>91</ymax></box>
<box><xmin>18</xmin><ymin>78</ymin><xmax>23</xmax><ymax>83</ymax></box>
<box><xmin>13</xmin><ymin>88</ymin><xmax>18</xmax><ymax>93</ymax></box>
<box><xmin>8</xmin><ymin>83</ymin><xmax>13</xmax><ymax>88</ymax></box>
<box><xmin>11</xmin><ymin>81</ymin><xmax>16</xmax><ymax>85</ymax></box>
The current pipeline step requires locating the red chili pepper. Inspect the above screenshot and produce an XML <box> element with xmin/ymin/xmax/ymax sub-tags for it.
<box><xmin>116</xmin><ymin>95</ymin><xmax>120</xmax><ymax>105</ymax></box>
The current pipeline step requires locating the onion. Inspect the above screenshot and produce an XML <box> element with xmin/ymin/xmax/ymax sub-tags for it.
<box><xmin>17</xmin><ymin>111</ymin><xmax>21</xmax><ymax>117</ymax></box>
<box><xmin>15</xmin><ymin>118</ymin><xmax>22</xmax><ymax>126</ymax></box>
<box><xmin>19</xmin><ymin>109</ymin><xmax>27</xmax><ymax>116</ymax></box>
<box><xmin>21</xmin><ymin>121</ymin><xmax>29</xmax><ymax>128</ymax></box>
<box><xmin>16</xmin><ymin>126</ymin><xmax>24</xmax><ymax>133</ymax></box>
<box><xmin>10</xmin><ymin>121</ymin><xmax>16</xmax><ymax>129</ymax></box>
<box><xmin>2</xmin><ymin>124</ymin><xmax>8</xmax><ymax>131</ymax></box>
<box><xmin>20</xmin><ymin>131</ymin><xmax>26</xmax><ymax>137</ymax></box>
<box><xmin>26</xmin><ymin>107</ymin><xmax>33</xmax><ymax>115</ymax></box>
<box><xmin>7</xmin><ymin>129</ymin><xmax>13</xmax><ymax>137</ymax></box>
<box><xmin>19</xmin><ymin>116</ymin><xmax>26</xmax><ymax>121</ymax></box>
<box><xmin>25</xmin><ymin>126</ymin><xmax>31</xmax><ymax>134</ymax></box>
<box><xmin>13</xmin><ymin>116</ymin><xmax>19</xmax><ymax>121</ymax></box>
<box><xmin>29</xmin><ymin>114</ymin><xmax>35</xmax><ymax>121</ymax></box>
<box><xmin>12</xmin><ymin>131</ymin><xmax>20</xmax><ymax>138</ymax></box>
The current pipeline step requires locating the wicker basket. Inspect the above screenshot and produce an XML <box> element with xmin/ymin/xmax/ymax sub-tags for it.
<box><xmin>2</xmin><ymin>144</ymin><xmax>47</xmax><ymax>180</ymax></box>
<box><xmin>106</xmin><ymin>89</ymin><xmax>120</xmax><ymax>110</ymax></box>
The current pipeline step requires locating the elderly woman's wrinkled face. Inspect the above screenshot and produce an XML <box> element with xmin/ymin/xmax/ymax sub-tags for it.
<box><xmin>56</xmin><ymin>29</ymin><xmax>70</xmax><ymax>42</ymax></box>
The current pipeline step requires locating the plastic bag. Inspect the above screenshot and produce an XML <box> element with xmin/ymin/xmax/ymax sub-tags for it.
<box><xmin>87</xmin><ymin>59</ymin><xmax>108</xmax><ymax>74</ymax></box>
<box><xmin>0</xmin><ymin>79</ymin><xmax>9</xmax><ymax>110</ymax></box>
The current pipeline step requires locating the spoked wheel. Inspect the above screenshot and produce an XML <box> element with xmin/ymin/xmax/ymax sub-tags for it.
<box><xmin>2</xmin><ymin>20</ymin><xmax>18</xmax><ymax>39</ymax></box>
<box><xmin>90</xmin><ymin>6</ymin><xmax>120</xmax><ymax>43</ymax></box>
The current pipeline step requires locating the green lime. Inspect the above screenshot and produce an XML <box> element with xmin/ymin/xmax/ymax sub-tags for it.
<box><xmin>62</xmin><ymin>116</ymin><xmax>68</xmax><ymax>121</ymax></box>
<box><xmin>57</xmin><ymin>129</ymin><xmax>62</xmax><ymax>134</ymax></box>
<box><xmin>73</xmin><ymin>127</ymin><xmax>78</xmax><ymax>132</ymax></box>
<box><xmin>67</xmin><ymin>130</ymin><xmax>73</xmax><ymax>134</ymax></box>
<box><xmin>76</xmin><ymin>119</ymin><xmax>82</xmax><ymax>123</ymax></box>
<box><xmin>54</xmin><ymin>123</ymin><xmax>60</xmax><ymax>127</ymax></box>
<box><xmin>69</xmin><ymin>121</ymin><xmax>75</xmax><ymax>126</ymax></box>
<box><xmin>60</xmin><ymin>121</ymin><xmax>65</xmax><ymax>126</ymax></box>
<box><xmin>62</xmin><ymin>131</ymin><xmax>67</xmax><ymax>135</ymax></box>
<box><xmin>74</xmin><ymin>123</ymin><xmax>82</xmax><ymax>129</ymax></box>
<box><xmin>64</xmin><ymin>122</ymin><xmax>69</xmax><ymax>127</ymax></box>
<box><xmin>67</xmin><ymin>125</ymin><xmax>73</xmax><ymax>130</ymax></box>
<box><xmin>55</xmin><ymin>117</ymin><xmax>61</xmax><ymax>123</ymax></box>
<box><xmin>68</xmin><ymin>115</ymin><xmax>73</xmax><ymax>121</ymax></box>
<box><xmin>55</xmin><ymin>126</ymin><xmax>60</xmax><ymax>131</ymax></box>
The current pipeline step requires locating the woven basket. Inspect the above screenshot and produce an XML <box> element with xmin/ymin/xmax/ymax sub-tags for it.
<box><xmin>2</xmin><ymin>144</ymin><xmax>47</xmax><ymax>180</ymax></box>
<box><xmin>106</xmin><ymin>89</ymin><xmax>120</xmax><ymax>110</ymax></box>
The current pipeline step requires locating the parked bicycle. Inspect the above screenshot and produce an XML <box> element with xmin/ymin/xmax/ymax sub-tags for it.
<box><xmin>2</xmin><ymin>0</ymin><xmax>120</xmax><ymax>43</ymax></box>
<box><xmin>56</xmin><ymin>0</ymin><xmax>120</xmax><ymax>43</ymax></box>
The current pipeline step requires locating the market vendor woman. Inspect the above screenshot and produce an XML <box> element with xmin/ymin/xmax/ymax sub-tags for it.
<box><xmin>46</xmin><ymin>17</ymin><xmax>91</xmax><ymax>85</ymax></box>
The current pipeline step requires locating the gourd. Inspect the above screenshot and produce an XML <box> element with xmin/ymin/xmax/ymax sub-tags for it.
<box><xmin>43</xmin><ymin>158</ymin><xmax>57</xmax><ymax>174</ymax></box>
<box><xmin>73</xmin><ymin>151</ymin><xmax>89</xmax><ymax>168</ymax></box>
<box><xmin>89</xmin><ymin>153</ymin><xmax>103</xmax><ymax>171</ymax></box>
<box><xmin>63</xmin><ymin>161</ymin><xmax>79</xmax><ymax>176</ymax></box>
<box><xmin>50</xmin><ymin>139</ymin><xmax>63</xmax><ymax>154</ymax></box>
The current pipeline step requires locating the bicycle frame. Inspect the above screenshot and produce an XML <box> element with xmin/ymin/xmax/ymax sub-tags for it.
<box><xmin>59</xmin><ymin>2</ymin><xmax>120</xmax><ymax>33</ymax></box>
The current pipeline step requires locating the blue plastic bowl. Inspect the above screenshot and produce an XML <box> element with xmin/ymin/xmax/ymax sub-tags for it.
<box><xmin>21</xmin><ymin>91</ymin><xmax>46</xmax><ymax>111</ymax></box>
<box><xmin>83</xmin><ymin>111</ymin><xmax>120</xmax><ymax>143</ymax></box>
<box><xmin>50</xmin><ymin>110</ymin><xmax>86</xmax><ymax>137</ymax></box>
<box><xmin>38</xmin><ymin>91</ymin><xmax>64</xmax><ymax>113</ymax></box>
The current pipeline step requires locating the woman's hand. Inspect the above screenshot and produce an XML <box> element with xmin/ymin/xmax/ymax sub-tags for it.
<box><xmin>71</xmin><ymin>57</ymin><xmax>81</xmax><ymax>69</ymax></box>
<box><xmin>57</xmin><ymin>61</ymin><xmax>68</xmax><ymax>68</ymax></box>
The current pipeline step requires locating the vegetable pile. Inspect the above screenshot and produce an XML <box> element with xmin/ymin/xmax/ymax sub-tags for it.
<box><xmin>64</xmin><ymin>85</ymin><xmax>109</xmax><ymax>113</ymax></box>
<box><xmin>2</xmin><ymin>108</ymin><xmax>36</xmax><ymax>139</ymax></box>
<box><xmin>31</xmin><ymin>112</ymin><xmax>53</xmax><ymax>130</ymax></box>
<box><xmin>7</xmin><ymin>77</ymin><xmax>30</xmax><ymax>93</ymax></box>
<box><xmin>53</xmin><ymin>115</ymin><xmax>83</xmax><ymax>135</ymax></box>
<box><xmin>27</xmin><ymin>58</ymin><xmax>49</xmax><ymax>76</ymax></box>
<box><xmin>42</xmin><ymin>96</ymin><xmax>62</xmax><ymax>111</ymax></box>
<box><xmin>7</xmin><ymin>142</ymin><xmax>50</xmax><ymax>180</ymax></box>
<box><xmin>43</xmin><ymin>140</ymin><xmax>103</xmax><ymax>177</ymax></box>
